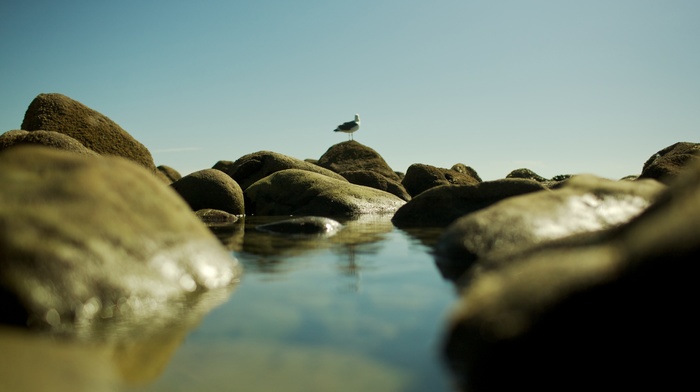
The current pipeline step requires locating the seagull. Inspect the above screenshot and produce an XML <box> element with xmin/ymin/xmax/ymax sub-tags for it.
<box><xmin>333</xmin><ymin>114</ymin><xmax>360</xmax><ymax>140</ymax></box>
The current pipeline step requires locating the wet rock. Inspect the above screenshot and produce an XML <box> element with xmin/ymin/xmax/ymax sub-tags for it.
<box><xmin>317</xmin><ymin>140</ymin><xmax>400</xmax><ymax>182</ymax></box>
<box><xmin>171</xmin><ymin>169</ymin><xmax>245</xmax><ymax>215</ymax></box>
<box><xmin>0</xmin><ymin>129</ymin><xmax>99</xmax><ymax>156</ymax></box>
<box><xmin>256</xmin><ymin>216</ymin><xmax>342</xmax><ymax>236</ymax></box>
<box><xmin>443</xmin><ymin>162</ymin><xmax>699</xmax><ymax>391</ymax></box>
<box><xmin>244</xmin><ymin>169</ymin><xmax>406</xmax><ymax>217</ymax></box>
<box><xmin>21</xmin><ymin>93</ymin><xmax>156</xmax><ymax>171</ymax></box>
<box><xmin>341</xmin><ymin>170</ymin><xmax>411</xmax><ymax>201</ymax></box>
<box><xmin>0</xmin><ymin>146</ymin><xmax>241</xmax><ymax>335</ymax></box>
<box><xmin>213</xmin><ymin>151</ymin><xmax>346</xmax><ymax>191</ymax></box>
<box><xmin>195</xmin><ymin>208</ymin><xmax>240</xmax><ymax>224</ymax></box>
<box><xmin>157</xmin><ymin>165</ymin><xmax>182</xmax><ymax>183</ymax></box>
<box><xmin>435</xmin><ymin>174</ymin><xmax>665</xmax><ymax>272</ymax></box>
<box><xmin>402</xmin><ymin>163</ymin><xmax>480</xmax><ymax>197</ymax></box>
<box><xmin>391</xmin><ymin>179</ymin><xmax>547</xmax><ymax>228</ymax></box>
<box><xmin>639</xmin><ymin>141</ymin><xmax>700</xmax><ymax>184</ymax></box>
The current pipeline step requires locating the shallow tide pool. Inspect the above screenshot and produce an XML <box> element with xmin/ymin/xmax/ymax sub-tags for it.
<box><xmin>0</xmin><ymin>215</ymin><xmax>459</xmax><ymax>392</ymax></box>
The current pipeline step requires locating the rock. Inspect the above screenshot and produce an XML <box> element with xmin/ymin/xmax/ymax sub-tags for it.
<box><xmin>341</xmin><ymin>170</ymin><xmax>411</xmax><ymax>201</ymax></box>
<box><xmin>435</xmin><ymin>174</ymin><xmax>665</xmax><ymax>272</ymax></box>
<box><xmin>317</xmin><ymin>140</ymin><xmax>400</xmax><ymax>182</ymax></box>
<box><xmin>638</xmin><ymin>141</ymin><xmax>700</xmax><ymax>184</ymax></box>
<box><xmin>21</xmin><ymin>93</ymin><xmax>156</xmax><ymax>171</ymax></box>
<box><xmin>171</xmin><ymin>169</ymin><xmax>245</xmax><ymax>215</ymax></box>
<box><xmin>391</xmin><ymin>178</ymin><xmax>547</xmax><ymax>228</ymax></box>
<box><xmin>402</xmin><ymin>163</ymin><xmax>480</xmax><ymax>197</ymax></box>
<box><xmin>450</xmin><ymin>163</ymin><xmax>482</xmax><ymax>182</ymax></box>
<box><xmin>244</xmin><ymin>169</ymin><xmax>406</xmax><ymax>216</ymax></box>
<box><xmin>0</xmin><ymin>129</ymin><xmax>98</xmax><ymax>156</ymax></box>
<box><xmin>157</xmin><ymin>165</ymin><xmax>182</xmax><ymax>183</ymax></box>
<box><xmin>195</xmin><ymin>209</ymin><xmax>240</xmax><ymax>224</ymax></box>
<box><xmin>256</xmin><ymin>216</ymin><xmax>342</xmax><ymax>236</ymax></box>
<box><xmin>214</xmin><ymin>150</ymin><xmax>346</xmax><ymax>190</ymax></box>
<box><xmin>0</xmin><ymin>146</ymin><xmax>241</xmax><ymax>335</ymax></box>
<box><xmin>443</xmin><ymin>162</ymin><xmax>699</xmax><ymax>391</ymax></box>
<box><xmin>505</xmin><ymin>168</ymin><xmax>548</xmax><ymax>182</ymax></box>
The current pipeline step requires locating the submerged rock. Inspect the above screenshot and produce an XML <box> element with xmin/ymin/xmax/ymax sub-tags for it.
<box><xmin>0</xmin><ymin>146</ymin><xmax>241</xmax><ymax>336</ymax></box>
<box><xmin>214</xmin><ymin>150</ymin><xmax>346</xmax><ymax>190</ymax></box>
<box><xmin>171</xmin><ymin>169</ymin><xmax>245</xmax><ymax>215</ymax></box>
<box><xmin>244</xmin><ymin>169</ymin><xmax>406</xmax><ymax>217</ymax></box>
<box><xmin>443</xmin><ymin>162</ymin><xmax>699</xmax><ymax>391</ymax></box>
<box><xmin>256</xmin><ymin>216</ymin><xmax>342</xmax><ymax>236</ymax></box>
<box><xmin>21</xmin><ymin>93</ymin><xmax>156</xmax><ymax>171</ymax></box>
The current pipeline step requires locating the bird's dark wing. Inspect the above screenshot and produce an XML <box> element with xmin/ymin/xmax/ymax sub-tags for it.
<box><xmin>337</xmin><ymin>120</ymin><xmax>358</xmax><ymax>131</ymax></box>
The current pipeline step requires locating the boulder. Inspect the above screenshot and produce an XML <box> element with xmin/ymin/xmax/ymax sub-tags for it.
<box><xmin>195</xmin><ymin>209</ymin><xmax>240</xmax><ymax>225</ymax></box>
<box><xmin>213</xmin><ymin>150</ymin><xmax>346</xmax><ymax>190</ymax></box>
<box><xmin>435</xmin><ymin>174</ymin><xmax>665</xmax><ymax>272</ymax></box>
<box><xmin>391</xmin><ymin>178</ymin><xmax>547</xmax><ymax>228</ymax></box>
<box><xmin>157</xmin><ymin>165</ymin><xmax>182</xmax><ymax>183</ymax></box>
<box><xmin>443</xmin><ymin>162</ymin><xmax>699</xmax><ymax>391</ymax></box>
<box><xmin>341</xmin><ymin>170</ymin><xmax>411</xmax><ymax>201</ymax></box>
<box><xmin>0</xmin><ymin>129</ymin><xmax>98</xmax><ymax>156</ymax></box>
<box><xmin>317</xmin><ymin>140</ymin><xmax>400</xmax><ymax>182</ymax></box>
<box><xmin>0</xmin><ymin>146</ymin><xmax>241</xmax><ymax>335</ymax></box>
<box><xmin>21</xmin><ymin>93</ymin><xmax>156</xmax><ymax>171</ymax></box>
<box><xmin>450</xmin><ymin>163</ymin><xmax>482</xmax><ymax>182</ymax></box>
<box><xmin>171</xmin><ymin>169</ymin><xmax>245</xmax><ymax>215</ymax></box>
<box><xmin>505</xmin><ymin>168</ymin><xmax>548</xmax><ymax>182</ymax></box>
<box><xmin>638</xmin><ymin>141</ymin><xmax>700</xmax><ymax>184</ymax></box>
<box><xmin>402</xmin><ymin>163</ymin><xmax>480</xmax><ymax>197</ymax></box>
<box><xmin>244</xmin><ymin>169</ymin><xmax>406</xmax><ymax>216</ymax></box>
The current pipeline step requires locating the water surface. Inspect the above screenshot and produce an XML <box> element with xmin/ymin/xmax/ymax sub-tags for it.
<box><xmin>1</xmin><ymin>215</ymin><xmax>458</xmax><ymax>392</ymax></box>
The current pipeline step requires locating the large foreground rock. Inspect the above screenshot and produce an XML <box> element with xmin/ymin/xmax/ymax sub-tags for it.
<box><xmin>392</xmin><ymin>179</ymin><xmax>547</xmax><ymax>228</ymax></box>
<box><xmin>638</xmin><ymin>141</ymin><xmax>700</xmax><ymax>184</ymax></box>
<box><xmin>0</xmin><ymin>129</ymin><xmax>98</xmax><ymax>156</ymax></box>
<box><xmin>442</xmin><ymin>167</ymin><xmax>696</xmax><ymax>390</ymax></box>
<box><xmin>0</xmin><ymin>146</ymin><xmax>241</xmax><ymax>336</ymax></box>
<box><xmin>435</xmin><ymin>174</ymin><xmax>665</xmax><ymax>272</ymax></box>
<box><xmin>244</xmin><ymin>169</ymin><xmax>406</xmax><ymax>216</ymax></box>
<box><xmin>171</xmin><ymin>169</ymin><xmax>245</xmax><ymax>215</ymax></box>
<box><xmin>21</xmin><ymin>93</ymin><xmax>156</xmax><ymax>171</ymax></box>
<box><xmin>213</xmin><ymin>150</ymin><xmax>346</xmax><ymax>190</ymax></box>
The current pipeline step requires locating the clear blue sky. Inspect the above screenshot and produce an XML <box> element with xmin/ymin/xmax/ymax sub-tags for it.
<box><xmin>1</xmin><ymin>0</ymin><xmax>698</xmax><ymax>180</ymax></box>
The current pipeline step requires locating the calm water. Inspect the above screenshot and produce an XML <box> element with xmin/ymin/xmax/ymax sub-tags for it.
<box><xmin>0</xmin><ymin>215</ymin><xmax>459</xmax><ymax>392</ymax></box>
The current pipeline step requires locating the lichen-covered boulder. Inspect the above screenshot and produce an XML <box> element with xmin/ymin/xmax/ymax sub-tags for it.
<box><xmin>244</xmin><ymin>169</ymin><xmax>406</xmax><ymax>216</ymax></box>
<box><xmin>21</xmin><ymin>93</ymin><xmax>156</xmax><ymax>171</ymax></box>
<box><xmin>392</xmin><ymin>179</ymin><xmax>547</xmax><ymax>228</ymax></box>
<box><xmin>451</xmin><ymin>163</ymin><xmax>482</xmax><ymax>182</ymax></box>
<box><xmin>341</xmin><ymin>170</ymin><xmax>411</xmax><ymax>201</ymax></box>
<box><xmin>157</xmin><ymin>165</ymin><xmax>182</xmax><ymax>183</ymax></box>
<box><xmin>317</xmin><ymin>141</ymin><xmax>400</xmax><ymax>182</ymax></box>
<box><xmin>0</xmin><ymin>146</ymin><xmax>241</xmax><ymax>335</ymax></box>
<box><xmin>0</xmin><ymin>129</ymin><xmax>98</xmax><ymax>156</ymax></box>
<box><xmin>443</xmin><ymin>162</ymin><xmax>698</xmax><ymax>391</ymax></box>
<box><xmin>171</xmin><ymin>169</ymin><xmax>245</xmax><ymax>215</ymax></box>
<box><xmin>214</xmin><ymin>151</ymin><xmax>346</xmax><ymax>190</ymax></box>
<box><xmin>402</xmin><ymin>163</ymin><xmax>480</xmax><ymax>197</ymax></box>
<box><xmin>435</xmin><ymin>174</ymin><xmax>665</xmax><ymax>274</ymax></box>
<box><xmin>638</xmin><ymin>141</ymin><xmax>700</xmax><ymax>184</ymax></box>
